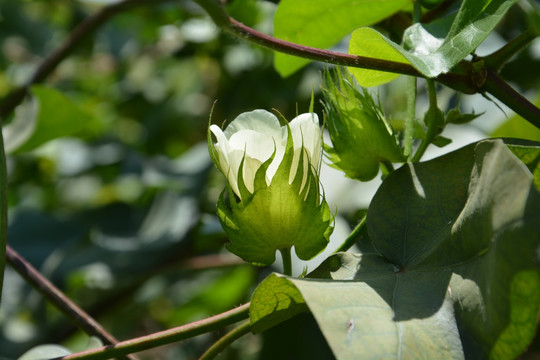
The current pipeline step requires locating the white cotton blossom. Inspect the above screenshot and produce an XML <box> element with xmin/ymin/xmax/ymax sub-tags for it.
<box><xmin>210</xmin><ymin>110</ymin><xmax>322</xmax><ymax>199</ymax></box>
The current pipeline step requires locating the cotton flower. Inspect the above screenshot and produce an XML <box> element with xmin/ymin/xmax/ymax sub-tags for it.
<box><xmin>209</xmin><ymin>109</ymin><xmax>322</xmax><ymax>200</ymax></box>
<box><xmin>208</xmin><ymin>110</ymin><xmax>333</xmax><ymax>266</ymax></box>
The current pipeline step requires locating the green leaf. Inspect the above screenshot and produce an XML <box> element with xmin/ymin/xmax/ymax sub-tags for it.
<box><xmin>273</xmin><ymin>0</ymin><xmax>411</xmax><ymax>77</ymax></box>
<box><xmin>504</xmin><ymin>139</ymin><xmax>540</xmax><ymax>192</ymax></box>
<box><xmin>250</xmin><ymin>273</ymin><xmax>308</xmax><ymax>333</ymax></box>
<box><xmin>348</xmin><ymin>27</ymin><xmax>410</xmax><ymax>87</ymax></box>
<box><xmin>349</xmin><ymin>0</ymin><xmax>517</xmax><ymax>86</ymax></box>
<box><xmin>12</xmin><ymin>86</ymin><xmax>96</xmax><ymax>153</ymax></box>
<box><xmin>252</xmin><ymin>139</ymin><xmax>540</xmax><ymax>359</ymax></box>
<box><xmin>18</xmin><ymin>344</ymin><xmax>71</xmax><ymax>360</ymax></box>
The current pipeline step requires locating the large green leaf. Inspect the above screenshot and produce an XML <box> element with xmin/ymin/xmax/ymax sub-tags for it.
<box><xmin>8</xmin><ymin>86</ymin><xmax>97</xmax><ymax>153</ymax></box>
<box><xmin>505</xmin><ymin>140</ymin><xmax>540</xmax><ymax>192</ymax></box>
<box><xmin>349</xmin><ymin>0</ymin><xmax>517</xmax><ymax>86</ymax></box>
<box><xmin>273</xmin><ymin>0</ymin><xmax>411</xmax><ymax>77</ymax></box>
<box><xmin>251</xmin><ymin>139</ymin><xmax>540</xmax><ymax>359</ymax></box>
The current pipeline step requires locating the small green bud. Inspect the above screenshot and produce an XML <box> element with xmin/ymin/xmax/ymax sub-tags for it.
<box><xmin>445</xmin><ymin>107</ymin><xmax>482</xmax><ymax>125</ymax></box>
<box><xmin>322</xmin><ymin>68</ymin><xmax>405</xmax><ymax>181</ymax></box>
<box><xmin>209</xmin><ymin>110</ymin><xmax>333</xmax><ymax>266</ymax></box>
<box><xmin>424</xmin><ymin>106</ymin><xmax>445</xmax><ymax>142</ymax></box>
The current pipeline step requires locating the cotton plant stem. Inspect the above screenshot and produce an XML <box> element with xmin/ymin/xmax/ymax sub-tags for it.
<box><xmin>280</xmin><ymin>248</ymin><xmax>293</xmax><ymax>276</ymax></box>
<box><xmin>193</xmin><ymin>0</ymin><xmax>461</xmax><ymax>82</ymax></box>
<box><xmin>405</xmin><ymin>77</ymin><xmax>417</xmax><ymax>160</ymax></box>
<box><xmin>484</xmin><ymin>29</ymin><xmax>537</xmax><ymax>72</ymax></box>
<box><xmin>0</xmin><ymin>129</ymin><xmax>7</xmax><ymax>305</ymax></box>
<box><xmin>59</xmin><ymin>303</ymin><xmax>251</xmax><ymax>360</ymax></box>
<box><xmin>334</xmin><ymin>215</ymin><xmax>367</xmax><ymax>254</ymax></box>
<box><xmin>0</xmin><ymin>0</ymin><xmax>172</xmax><ymax>121</ymax></box>
<box><xmin>404</xmin><ymin>1</ymin><xmax>420</xmax><ymax>160</ymax></box>
<box><xmin>412</xmin><ymin>80</ymin><xmax>438</xmax><ymax>162</ymax></box>
<box><xmin>481</xmin><ymin>68</ymin><xmax>540</xmax><ymax>129</ymax></box>
<box><xmin>6</xmin><ymin>246</ymin><xmax>138</xmax><ymax>360</ymax></box>
<box><xmin>194</xmin><ymin>0</ymin><xmax>540</xmax><ymax>128</ymax></box>
<box><xmin>198</xmin><ymin>320</ymin><xmax>251</xmax><ymax>360</ymax></box>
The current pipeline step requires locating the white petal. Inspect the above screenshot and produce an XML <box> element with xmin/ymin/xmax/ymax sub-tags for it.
<box><xmin>288</xmin><ymin>113</ymin><xmax>322</xmax><ymax>187</ymax></box>
<box><xmin>229</xmin><ymin>129</ymin><xmax>276</xmax><ymax>162</ymax></box>
<box><xmin>224</xmin><ymin>110</ymin><xmax>283</xmax><ymax>140</ymax></box>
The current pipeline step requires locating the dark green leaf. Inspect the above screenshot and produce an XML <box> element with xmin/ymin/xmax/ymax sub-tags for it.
<box><xmin>252</xmin><ymin>139</ymin><xmax>540</xmax><ymax>359</ymax></box>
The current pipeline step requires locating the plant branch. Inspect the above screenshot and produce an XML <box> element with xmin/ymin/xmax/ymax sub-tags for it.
<box><xmin>59</xmin><ymin>303</ymin><xmax>250</xmax><ymax>360</ymax></box>
<box><xmin>198</xmin><ymin>320</ymin><xmax>251</xmax><ymax>360</ymax></box>
<box><xmin>0</xmin><ymin>129</ymin><xmax>7</xmax><ymax>305</ymax></box>
<box><xmin>481</xmin><ymin>68</ymin><xmax>540</xmax><ymax>129</ymax></box>
<box><xmin>193</xmin><ymin>0</ymin><xmax>474</xmax><ymax>88</ymax></box>
<box><xmin>412</xmin><ymin>80</ymin><xmax>440</xmax><ymax>162</ymax></box>
<box><xmin>195</xmin><ymin>0</ymin><xmax>540</xmax><ymax>128</ymax></box>
<box><xmin>334</xmin><ymin>215</ymin><xmax>367</xmax><ymax>253</ymax></box>
<box><xmin>484</xmin><ymin>29</ymin><xmax>537</xmax><ymax>72</ymax></box>
<box><xmin>0</xmin><ymin>0</ymin><xmax>171</xmax><ymax>121</ymax></box>
<box><xmin>6</xmin><ymin>246</ymin><xmax>137</xmax><ymax>360</ymax></box>
<box><xmin>405</xmin><ymin>77</ymin><xmax>417</xmax><ymax>160</ymax></box>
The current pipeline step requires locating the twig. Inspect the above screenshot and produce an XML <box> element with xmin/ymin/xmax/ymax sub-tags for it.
<box><xmin>6</xmin><ymin>246</ymin><xmax>138</xmax><ymax>360</ymax></box>
<box><xmin>58</xmin><ymin>303</ymin><xmax>251</xmax><ymax>360</ymax></box>
<box><xmin>484</xmin><ymin>29</ymin><xmax>537</xmax><ymax>72</ymax></box>
<box><xmin>198</xmin><ymin>320</ymin><xmax>251</xmax><ymax>360</ymax></box>
<box><xmin>481</xmin><ymin>68</ymin><xmax>540</xmax><ymax>129</ymax></box>
<box><xmin>334</xmin><ymin>215</ymin><xmax>367</xmax><ymax>254</ymax></box>
<box><xmin>0</xmin><ymin>0</ymin><xmax>171</xmax><ymax>121</ymax></box>
<box><xmin>194</xmin><ymin>0</ymin><xmax>540</xmax><ymax>128</ymax></box>
<box><xmin>192</xmin><ymin>0</ymin><xmax>475</xmax><ymax>92</ymax></box>
<box><xmin>0</xmin><ymin>128</ymin><xmax>6</xmax><ymax>305</ymax></box>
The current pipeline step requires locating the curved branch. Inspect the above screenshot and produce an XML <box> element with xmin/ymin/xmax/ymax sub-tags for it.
<box><xmin>60</xmin><ymin>303</ymin><xmax>250</xmax><ymax>360</ymax></box>
<box><xmin>198</xmin><ymin>320</ymin><xmax>251</xmax><ymax>360</ymax></box>
<box><xmin>192</xmin><ymin>0</ymin><xmax>476</xmax><ymax>92</ymax></box>
<box><xmin>194</xmin><ymin>0</ymin><xmax>540</xmax><ymax>128</ymax></box>
<box><xmin>0</xmin><ymin>128</ymin><xmax>6</xmax><ymax>305</ymax></box>
<box><xmin>6</xmin><ymin>246</ymin><xmax>137</xmax><ymax>360</ymax></box>
<box><xmin>0</xmin><ymin>0</ymin><xmax>171</xmax><ymax>121</ymax></box>
<box><xmin>482</xmin><ymin>68</ymin><xmax>540</xmax><ymax>128</ymax></box>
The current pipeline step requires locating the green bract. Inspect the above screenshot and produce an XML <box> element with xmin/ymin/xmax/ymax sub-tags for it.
<box><xmin>322</xmin><ymin>69</ymin><xmax>405</xmax><ymax>181</ymax></box>
<box><xmin>209</xmin><ymin>110</ymin><xmax>333</xmax><ymax>266</ymax></box>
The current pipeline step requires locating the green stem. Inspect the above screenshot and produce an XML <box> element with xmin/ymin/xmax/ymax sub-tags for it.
<box><xmin>6</xmin><ymin>246</ymin><xmax>137</xmax><ymax>360</ymax></box>
<box><xmin>199</xmin><ymin>320</ymin><xmax>251</xmax><ymax>360</ymax></box>
<box><xmin>412</xmin><ymin>80</ymin><xmax>438</xmax><ymax>162</ymax></box>
<box><xmin>380</xmin><ymin>160</ymin><xmax>395</xmax><ymax>179</ymax></box>
<box><xmin>334</xmin><ymin>216</ymin><xmax>367</xmax><ymax>254</ymax></box>
<box><xmin>280</xmin><ymin>248</ymin><xmax>293</xmax><ymax>276</ymax></box>
<box><xmin>481</xmin><ymin>68</ymin><xmax>540</xmax><ymax>129</ymax></box>
<box><xmin>0</xmin><ymin>126</ymin><xmax>7</xmax><ymax>305</ymax></box>
<box><xmin>484</xmin><ymin>29</ymin><xmax>537</xmax><ymax>72</ymax></box>
<box><xmin>59</xmin><ymin>303</ymin><xmax>250</xmax><ymax>360</ymax></box>
<box><xmin>404</xmin><ymin>1</ymin><xmax>420</xmax><ymax>161</ymax></box>
<box><xmin>427</xmin><ymin>79</ymin><xmax>438</xmax><ymax>109</ymax></box>
<box><xmin>413</xmin><ymin>0</ymin><xmax>421</xmax><ymax>23</ymax></box>
<box><xmin>404</xmin><ymin>77</ymin><xmax>417</xmax><ymax>160</ymax></box>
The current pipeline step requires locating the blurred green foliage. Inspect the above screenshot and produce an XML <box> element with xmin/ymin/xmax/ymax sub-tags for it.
<box><xmin>0</xmin><ymin>0</ymin><xmax>539</xmax><ymax>359</ymax></box>
<box><xmin>0</xmin><ymin>0</ymin><xmax>319</xmax><ymax>358</ymax></box>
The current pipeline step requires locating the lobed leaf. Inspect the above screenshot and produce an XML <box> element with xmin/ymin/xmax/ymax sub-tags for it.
<box><xmin>251</xmin><ymin>139</ymin><xmax>540</xmax><ymax>359</ymax></box>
